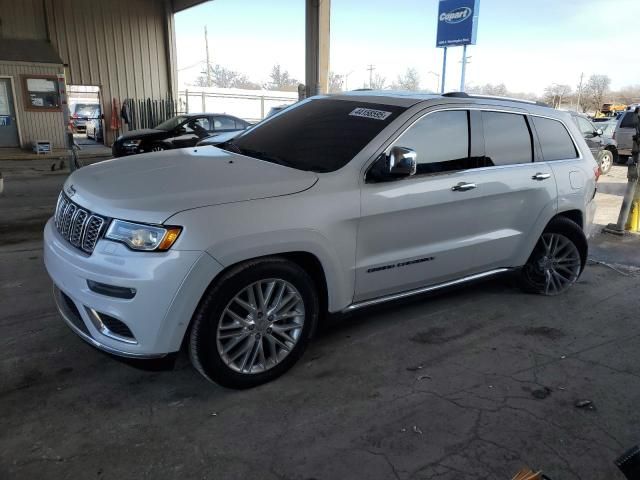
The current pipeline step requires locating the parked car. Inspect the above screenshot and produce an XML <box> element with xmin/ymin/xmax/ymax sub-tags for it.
<box><xmin>70</xmin><ymin>103</ymin><xmax>100</xmax><ymax>133</ymax></box>
<box><xmin>613</xmin><ymin>109</ymin><xmax>638</xmax><ymax>163</ymax></box>
<box><xmin>45</xmin><ymin>92</ymin><xmax>598</xmax><ymax>388</ymax></box>
<box><xmin>86</xmin><ymin>116</ymin><xmax>103</xmax><ymax>142</ymax></box>
<box><xmin>111</xmin><ymin>113</ymin><xmax>250</xmax><ymax>157</ymax></box>
<box><xmin>568</xmin><ymin>111</ymin><xmax>609</xmax><ymax>173</ymax></box>
<box><xmin>266</xmin><ymin>104</ymin><xmax>290</xmax><ymax>117</ymax></box>
<box><xmin>597</xmin><ymin>119</ymin><xmax>621</xmax><ymax>167</ymax></box>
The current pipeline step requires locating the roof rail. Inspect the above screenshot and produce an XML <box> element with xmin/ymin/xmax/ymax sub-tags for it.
<box><xmin>442</xmin><ymin>92</ymin><xmax>551</xmax><ymax>108</ymax></box>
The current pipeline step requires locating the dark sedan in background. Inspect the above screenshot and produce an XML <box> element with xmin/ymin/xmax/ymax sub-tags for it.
<box><xmin>112</xmin><ymin>113</ymin><xmax>250</xmax><ymax>157</ymax></box>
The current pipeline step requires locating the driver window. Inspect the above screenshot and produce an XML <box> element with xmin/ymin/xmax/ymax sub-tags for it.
<box><xmin>185</xmin><ymin>117</ymin><xmax>210</xmax><ymax>133</ymax></box>
<box><xmin>394</xmin><ymin>110</ymin><xmax>483</xmax><ymax>175</ymax></box>
<box><xmin>577</xmin><ymin>118</ymin><xmax>595</xmax><ymax>136</ymax></box>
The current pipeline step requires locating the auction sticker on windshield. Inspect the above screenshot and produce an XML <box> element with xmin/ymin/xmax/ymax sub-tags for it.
<box><xmin>349</xmin><ymin>108</ymin><xmax>392</xmax><ymax>120</ymax></box>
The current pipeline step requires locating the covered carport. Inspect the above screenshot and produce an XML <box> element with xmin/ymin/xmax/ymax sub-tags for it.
<box><xmin>0</xmin><ymin>0</ymin><xmax>331</xmax><ymax>151</ymax></box>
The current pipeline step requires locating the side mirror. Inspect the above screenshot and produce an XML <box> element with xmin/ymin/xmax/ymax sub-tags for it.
<box><xmin>387</xmin><ymin>146</ymin><xmax>417</xmax><ymax>177</ymax></box>
<box><xmin>368</xmin><ymin>146</ymin><xmax>417</xmax><ymax>181</ymax></box>
<box><xmin>595</xmin><ymin>128</ymin><xmax>603</xmax><ymax>136</ymax></box>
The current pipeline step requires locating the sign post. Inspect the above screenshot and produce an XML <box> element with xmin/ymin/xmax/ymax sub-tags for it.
<box><xmin>436</xmin><ymin>0</ymin><xmax>480</xmax><ymax>92</ymax></box>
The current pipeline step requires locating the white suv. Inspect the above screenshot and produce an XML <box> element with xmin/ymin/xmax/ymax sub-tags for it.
<box><xmin>44</xmin><ymin>92</ymin><xmax>598</xmax><ymax>388</ymax></box>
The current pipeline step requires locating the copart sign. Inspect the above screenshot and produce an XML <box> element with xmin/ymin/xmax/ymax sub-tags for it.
<box><xmin>436</xmin><ymin>0</ymin><xmax>480</xmax><ymax>47</ymax></box>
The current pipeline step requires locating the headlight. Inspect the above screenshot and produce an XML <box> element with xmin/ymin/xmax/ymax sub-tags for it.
<box><xmin>105</xmin><ymin>220</ymin><xmax>182</xmax><ymax>251</ymax></box>
<box><xmin>122</xmin><ymin>139</ymin><xmax>142</xmax><ymax>147</ymax></box>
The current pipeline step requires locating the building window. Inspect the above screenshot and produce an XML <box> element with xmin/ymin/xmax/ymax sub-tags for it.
<box><xmin>22</xmin><ymin>75</ymin><xmax>61</xmax><ymax>111</ymax></box>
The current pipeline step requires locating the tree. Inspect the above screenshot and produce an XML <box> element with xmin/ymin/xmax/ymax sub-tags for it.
<box><xmin>615</xmin><ymin>85</ymin><xmax>640</xmax><ymax>105</ymax></box>
<box><xmin>266</xmin><ymin>64</ymin><xmax>299</xmax><ymax>92</ymax></box>
<box><xmin>328</xmin><ymin>72</ymin><xmax>343</xmax><ymax>93</ymax></box>
<box><xmin>370</xmin><ymin>73</ymin><xmax>386</xmax><ymax>90</ymax></box>
<box><xmin>584</xmin><ymin>74</ymin><xmax>611</xmax><ymax>113</ymax></box>
<box><xmin>392</xmin><ymin>68</ymin><xmax>420</xmax><ymax>91</ymax></box>
<box><xmin>192</xmin><ymin>64</ymin><xmax>261</xmax><ymax>90</ymax></box>
<box><xmin>466</xmin><ymin>83</ymin><xmax>508</xmax><ymax>96</ymax></box>
<box><xmin>543</xmin><ymin>83</ymin><xmax>572</xmax><ymax>108</ymax></box>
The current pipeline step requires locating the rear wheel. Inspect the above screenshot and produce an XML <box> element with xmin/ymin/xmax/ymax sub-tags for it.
<box><xmin>599</xmin><ymin>149</ymin><xmax>613</xmax><ymax>175</ymax></box>
<box><xmin>520</xmin><ymin>217</ymin><xmax>587</xmax><ymax>296</ymax></box>
<box><xmin>189</xmin><ymin>258</ymin><xmax>319</xmax><ymax>389</ymax></box>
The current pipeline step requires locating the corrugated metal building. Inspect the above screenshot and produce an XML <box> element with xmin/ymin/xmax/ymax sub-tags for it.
<box><xmin>0</xmin><ymin>0</ymin><xmax>205</xmax><ymax>149</ymax></box>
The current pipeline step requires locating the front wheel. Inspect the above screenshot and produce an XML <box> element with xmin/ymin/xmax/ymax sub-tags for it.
<box><xmin>520</xmin><ymin>217</ymin><xmax>587</xmax><ymax>296</ymax></box>
<box><xmin>188</xmin><ymin>258</ymin><xmax>319</xmax><ymax>389</ymax></box>
<box><xmin>150</xmin><ymin>144</ymin><xmax>167</xmax><ymax>152</ymax></box>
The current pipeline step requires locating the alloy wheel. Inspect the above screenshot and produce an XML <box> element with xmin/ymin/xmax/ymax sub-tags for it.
<box><xmin>216</xmin><ymin>279</ymin><xmax>305</xmax><ymax>374</ymax></box>
<box><xmin>526</xmin><ymin>233</ymin><xmax>581</xmax><ymax>295</ymax></box>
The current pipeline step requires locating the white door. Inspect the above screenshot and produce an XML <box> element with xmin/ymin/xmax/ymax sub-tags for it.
<box><xmin>0</xmin><ymin>78</ymin><xmax>20</xmax><ymax>147</ymax></box>
<box><xmin>354</xmin><ymin>108</ymin><xmax>556</xmax><ymax>302</ymax></box>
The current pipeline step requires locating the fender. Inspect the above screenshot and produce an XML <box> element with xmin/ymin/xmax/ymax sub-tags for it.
<box><xmin>205</xmin><ymin>228</ymin><xmax>354</xmax><ymax>313</ymax></box>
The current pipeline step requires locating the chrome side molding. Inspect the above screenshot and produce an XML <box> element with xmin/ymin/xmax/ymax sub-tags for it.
<box><xmin>343</xmin><ymin>268</ymin><xmax>511</xmax><ymax>312</ymax></box>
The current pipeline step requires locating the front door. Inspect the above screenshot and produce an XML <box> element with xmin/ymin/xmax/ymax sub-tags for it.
<box><xmin>0</xmin><ymin>78</ymin><xmax>20</xmax><ymax>147</ymax></box>
<box><xmin>354</xmin><ymin>108</ymin><xmax>556</xmax><ymax>302</ymax></box>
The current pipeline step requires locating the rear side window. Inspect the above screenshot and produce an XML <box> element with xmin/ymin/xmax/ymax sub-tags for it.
<box><xmin>482</xmin><ymin>112</ymin><xmax>532</xmax><ymax>165</ymax></box>
<box><xmin>620</xmin><ymin>112</ymin><xmax>636</xmax><ymax>129</ymax></box>
<box><xmin>531</xmin><ymin>116</ymin><xmax>578</xmax><ymax>161</ymax></box>
<box><xmin>394</xmin><ymin>110</ymin><xmax>489</xmax><ymax>175</ymax></box>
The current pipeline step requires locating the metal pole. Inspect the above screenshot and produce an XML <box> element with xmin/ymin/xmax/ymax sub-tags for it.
<box><xmin>204</xmin><ymin>26</ymin><xmax>212</xmax><ymax>87</ymax></box>
<box><xmin>441</xmin><ymin>47</ymin><xmax>447</xmax><ymax>94</ymax></box>
<box><xmin>460</xmin><ymin>44</ymin><xmax>467</xmax><ymax>92</ymax></box>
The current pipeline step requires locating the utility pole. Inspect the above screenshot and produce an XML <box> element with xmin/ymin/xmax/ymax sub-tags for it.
<box><xmin>367</xmin><ymin>64</ymin><xmax>375</xmax><ymax>89</ymax></box>
<box><xmin>459</xmin><ymin>45</ymin><xmax>469</xmax><ymax>92</ymax></box>
<box><xmin>576</xmin><ymin>72</ymin><xmax>584</xmax><ymax>112</ymax></box>
<box><xmin>204</xmin><ymin>26</ymin><xmax>212</xmax><ymax>87</ymax></box>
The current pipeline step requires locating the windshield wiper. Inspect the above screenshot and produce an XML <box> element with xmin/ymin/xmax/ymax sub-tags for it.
<box><xmin>222</xmin><ymin>144</ymin><xmax>293</xmax><ymax>168</ymax></box>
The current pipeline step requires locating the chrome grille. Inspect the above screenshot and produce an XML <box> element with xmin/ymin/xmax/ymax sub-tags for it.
<box><xmin>54</xmin><ymin>193</ymin><xmax>107</xmax><ymax>254</ymax></box>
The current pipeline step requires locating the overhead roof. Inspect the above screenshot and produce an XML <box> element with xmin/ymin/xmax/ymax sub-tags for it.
<box><xmin>0</xmin><ymin>39</ymin><xmax>63</xmax><ymax>64</ymax></box>
<box><xmin>171</xmin><ymin>0</ymin><xmax>211</xmax><ymax>13</ymax></box>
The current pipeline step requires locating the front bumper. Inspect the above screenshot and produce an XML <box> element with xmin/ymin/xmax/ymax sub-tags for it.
<box><xmin>44</xmin><ymin>219</ymin><xmax>223</xmax><ymax>358</ymax></box>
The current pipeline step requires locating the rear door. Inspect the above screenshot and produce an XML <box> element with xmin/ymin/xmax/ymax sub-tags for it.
<box><xmin>616</xmin><ymin>112</ymin><xmax>635</xmax><ymax>155</ymax></box>
<box><xmin>354</xmin><ymin>107</ymin><xmax>556</xmax><ymax>302</ymax></box>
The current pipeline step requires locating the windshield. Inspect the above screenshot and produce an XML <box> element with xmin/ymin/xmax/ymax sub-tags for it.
<box><xmin>222</xmin><ymin>98</ymin><xmax>407</xmax><ymax>172</ymax></box>
<box><xmin>155</xmin><ymin>115</ymin><xmax>190</xmax><ymax>131</ymax></box>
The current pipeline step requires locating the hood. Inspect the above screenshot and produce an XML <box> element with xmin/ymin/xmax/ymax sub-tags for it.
<box><xmin>117</xmin><ymin>129</ymin><xmax>165</xmax><ymax>141</ymax></box>
<box><xmin>64</xmin><ymin>148</ymin><xmax>318</xmax><ymax>224</ymax></box>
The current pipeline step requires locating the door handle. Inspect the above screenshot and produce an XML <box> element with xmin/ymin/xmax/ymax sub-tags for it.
<box><xmin>532</xmin><ymin>172</ymin><xmax>551</xmax><ymax>181</ymax></box>
<box><xmin>451</xmin><ymin>182</ymin><xmax>477</xmax><ymax>192</ymax></box>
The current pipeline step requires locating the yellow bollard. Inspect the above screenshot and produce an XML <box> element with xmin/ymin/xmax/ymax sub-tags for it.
<box><xmin>625</xmin><ymin>201</ymin><xmax>639</xmax><ymax>232</ymax></box>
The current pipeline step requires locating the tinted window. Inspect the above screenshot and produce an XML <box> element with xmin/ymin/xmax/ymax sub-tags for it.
<box><xmin>532</xmin><ymin>116</ymin><xmax>578</xmax><ymax>161</ymax></box>
<box><xmin>482</xmin><ymin>112</ymin><xmax>532</xmax><ymax>165</ymax></box>
<box><xmin>214</xmin><ymin>116</ymin><xmax>237</xmax><ymax>130</ymax></box>
<box><xmin>393</xmin><ymin>110</ymin><xmax>487</xmax><ymax>175</ymax></box>
<box><xmin>226</xmin><ymin>99</ymin><xmax>406</xmax><ymax>172</ymax></box>
<box><xmin>620</xmin><ymin>112</ymin><xmax>636</xmax><ymax>129</ymax></box>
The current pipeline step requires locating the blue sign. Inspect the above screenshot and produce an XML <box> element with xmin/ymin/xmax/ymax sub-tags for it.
<box><xmin>0</xmin><ymin>116</ymin><xmax>11</xmax><ymax>126</ymax></box>
<box><xmin>436</xmin><ymin>0</ymin><xmax>480</xmax><ymax>48</ymax></box>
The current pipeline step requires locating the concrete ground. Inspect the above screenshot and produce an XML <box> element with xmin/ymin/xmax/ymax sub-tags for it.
<box><xmin>1</xmin><ymin>162</ymin><xmax>639</xmax><ymax>480</ymax></box>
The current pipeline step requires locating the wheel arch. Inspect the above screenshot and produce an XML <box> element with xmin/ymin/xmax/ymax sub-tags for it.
<box><xmin>178</xmin><ymin>250</ymin><xmax>333</xmax><ymax>353</ymax></box>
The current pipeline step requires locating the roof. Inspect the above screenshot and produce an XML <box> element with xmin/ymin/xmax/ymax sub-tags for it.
<box><xmin>0</xmin><ymin>39</ymin><xmax>63</xmax><ymax>64</ymax></box>
<box><xmin>332</xmin><ymin>90</ymin><xmax>553</xmax><ymax>110</ymax></box>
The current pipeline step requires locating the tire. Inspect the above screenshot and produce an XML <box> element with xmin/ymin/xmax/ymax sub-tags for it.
<box><xmin>150</xmin><ymin>144</ymin><xmax>167</xmax><ymax>152</ymax></box>
<box><xmin>519</xmin><ymin>217</ymin><xmax>587</xmax><ymax>296</ymax></box>
<box><xmin>599</xmin><ymin>149</ymin><xmax>613</xmax><ymax>175</ymax></box>
<box><xmin>189</xmin><ymin>258</ymin><xmax>319</xmax><ymax>389</ymax></box>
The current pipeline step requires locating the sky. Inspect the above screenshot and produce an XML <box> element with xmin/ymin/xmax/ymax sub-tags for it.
<box><xmin>175</xmin><ymin>0</ymin><xmax>639</xmax><ymax>95</ymax></box>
